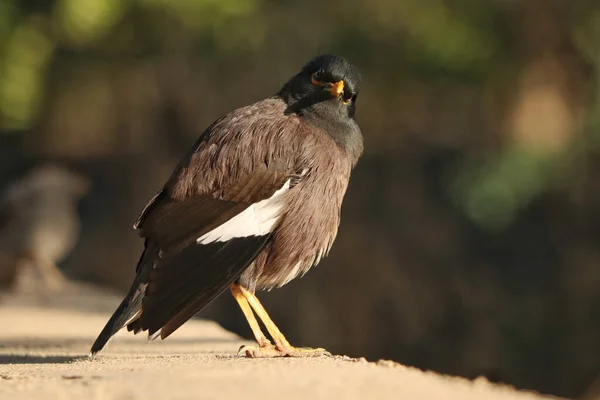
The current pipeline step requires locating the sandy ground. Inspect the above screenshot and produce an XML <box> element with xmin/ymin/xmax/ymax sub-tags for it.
<box><xmin>0</xmin><ymin>285</ymin><xmax>561</xmax><ymax>400</ymax></box>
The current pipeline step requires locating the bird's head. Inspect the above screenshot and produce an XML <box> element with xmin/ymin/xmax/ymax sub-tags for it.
<box><xmin>278</xmin><ymin>54</ymin><xmax>362</xmax><ymax>119</ymax></box>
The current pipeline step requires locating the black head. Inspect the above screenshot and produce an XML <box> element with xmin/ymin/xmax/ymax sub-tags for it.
<box><xmin>277</xmin><ymin>54</ymin><xmax>363</xmax><ymax>163</ymax></box>
<box><xmin>278</xmin><ymin>54</ymin><xmax>362</xmax><ymax>119</ymax></box>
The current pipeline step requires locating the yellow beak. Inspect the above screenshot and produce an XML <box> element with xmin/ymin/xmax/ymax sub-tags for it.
<box><xmin>328</xmin><ymin>80</ymin><xmax>344</xmax><ymax>97</ymax></box>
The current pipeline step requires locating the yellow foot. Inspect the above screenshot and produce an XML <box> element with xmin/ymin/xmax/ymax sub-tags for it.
<box><xmin>238</xmin><ymin>344</ymin><xmax>331</xmax><ymax>358</ymax></box>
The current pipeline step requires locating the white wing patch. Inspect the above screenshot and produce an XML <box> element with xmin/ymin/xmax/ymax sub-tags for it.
<box><xmin>196</xmin><ymin>179</ymin><xmax>291</xmax><ymax>244</ymax></box>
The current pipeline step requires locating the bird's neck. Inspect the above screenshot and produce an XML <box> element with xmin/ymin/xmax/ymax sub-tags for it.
<box><xmin>283</xmin><ymin>101</ymin><xmax>361</xmax><ymax>166</ymax></box>
<box><xmin>276</xmin><ymin>85</ymin><xmax>364</xmax><ymax>167</ymax></box>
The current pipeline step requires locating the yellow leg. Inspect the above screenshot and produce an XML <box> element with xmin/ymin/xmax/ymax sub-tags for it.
<box><xmin>237</xmin><ymin>285</ymin><xmax>330</xmax><ymax>358</ymax></box>
<box><xmin>230</xmin><ymin>284</ymin><xmax>271</xmax><ymax>348</ymax></box>
<box><xmin>238</xmin><ymin>286</ymin><xmax>291</xmax><ymax>349</ymax></box>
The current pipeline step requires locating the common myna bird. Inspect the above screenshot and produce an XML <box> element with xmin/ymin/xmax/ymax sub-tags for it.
<box><xmin>90</xmin><ymin>54</ymin><xmax>363</xmax><ymax>358</ymax></box>
<box><xmin>0</xmin><ymin>164</ymin><xmax>89</xmax><ymax>291</ymax></box>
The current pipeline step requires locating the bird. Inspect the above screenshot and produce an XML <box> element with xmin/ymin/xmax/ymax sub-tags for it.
<box><xmin>0</xmin><ymin>164</ymin><xmax>89</xmax><ymax>291</ymax></box>
<box><xmin>90</xmin><ymin>54</ymin><xmax>363</xmax><ymax>358</ymax></box>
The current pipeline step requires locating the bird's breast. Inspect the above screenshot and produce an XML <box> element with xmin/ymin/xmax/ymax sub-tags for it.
<box><xmin>244</xmin><ymin>155</ymin><xmax>353</xmax><ymax>291</ymax></box>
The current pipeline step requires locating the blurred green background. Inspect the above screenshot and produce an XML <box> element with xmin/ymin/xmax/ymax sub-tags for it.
<box><xmin>2</xmin><ymin>0</ymin><xmax>600</xmax><ymax>398</ymax></box>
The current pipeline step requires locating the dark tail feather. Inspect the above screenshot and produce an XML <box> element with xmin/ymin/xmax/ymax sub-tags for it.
<box><xmin>127</xmin><ymin>318</ymin><xmax>143</xmax><ymax>334</ymax></box>
<box><xmin>89</xmin><ymin>288</ymin><xmax>143</xmax><ymax>356</ymax></box>
<box><xmin>89</xmin><ymin>242</ymin><xmax>157</xmax><ymax>356</ymax></box>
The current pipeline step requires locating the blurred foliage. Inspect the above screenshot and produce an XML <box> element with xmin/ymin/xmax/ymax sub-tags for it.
<box><xmin>0</xmin><ymin>0</ymin><xmax>265</xmax><ymax>129</ymax></box>
<box><xmin>1</xmin><ymin>0</ymin><xmax>600</xmax><ymax>398</ymax></box>
<box><xmin>0</xmin><ymin>0</ymin><xmax>510</xmax><ymax>128</ymax></box>
<box><xmin>453</xmin><ymin>147</ymin><xmax>557</xmax><ymax>231</ymax></box>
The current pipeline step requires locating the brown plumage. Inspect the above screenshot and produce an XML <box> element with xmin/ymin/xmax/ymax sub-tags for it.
<box><xmin>91</xmin><ymin>54</ymin><xmax>363</xmax><ymax>357</ymax></box>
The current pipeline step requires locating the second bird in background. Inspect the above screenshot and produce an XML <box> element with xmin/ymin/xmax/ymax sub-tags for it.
<box><xmin>0</xmin><ymin>164</ymin><xmax>90</xmax><ymax>292</ymax></box>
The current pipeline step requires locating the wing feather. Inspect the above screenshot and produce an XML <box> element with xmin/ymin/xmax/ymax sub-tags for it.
<box><xmin>126</xmin><ymin>99</ymin><xmax>304</xmax><ymax>338</ymax></box>
<box><xmin>141</xmin><ymin>235</ymin><xmax>271</xmax><ymax>338</ymax></box>
<box><xmin>91</xmin><ymin>98</ymin><xmax>308</xmax><ymax>354</ymax></box>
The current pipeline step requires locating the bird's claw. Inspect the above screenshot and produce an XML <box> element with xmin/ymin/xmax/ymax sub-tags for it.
<box><xmin>238</xmin><ymin>343</ymin><xmax>331</xmax><ymax>358</ymax></box>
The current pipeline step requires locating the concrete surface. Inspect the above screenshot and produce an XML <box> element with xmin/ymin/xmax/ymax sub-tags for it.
<box><xmin>0</xmin><ymin>285</ymin><xmax>561</xmax><ymax>400</ymax></box>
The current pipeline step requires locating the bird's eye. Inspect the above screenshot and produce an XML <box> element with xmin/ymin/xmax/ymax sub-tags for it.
<box><xmin>311</xmin><ymin>70</ymin><xmax>323</xmax><ymax>85</ymax></box>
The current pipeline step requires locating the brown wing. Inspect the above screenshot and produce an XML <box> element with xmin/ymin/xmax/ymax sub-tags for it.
<box><xmin>135</xmin><ymin>165</ymin><xmax>292</xmax><ymax>255</ymax></box>
<box><xmin>92</xmin><ymin>100</ymin><xmax>304</xmax><ymax>354</ymax></box>
<box><xmin>126</xmin><ymin>98</ymin><xmax>305</xmax><ymax>339</ymax></box>
<box><xmin>135</xmin><ymin>167</ymin><xmax>295</xmax><ymax>338</ymax></box>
